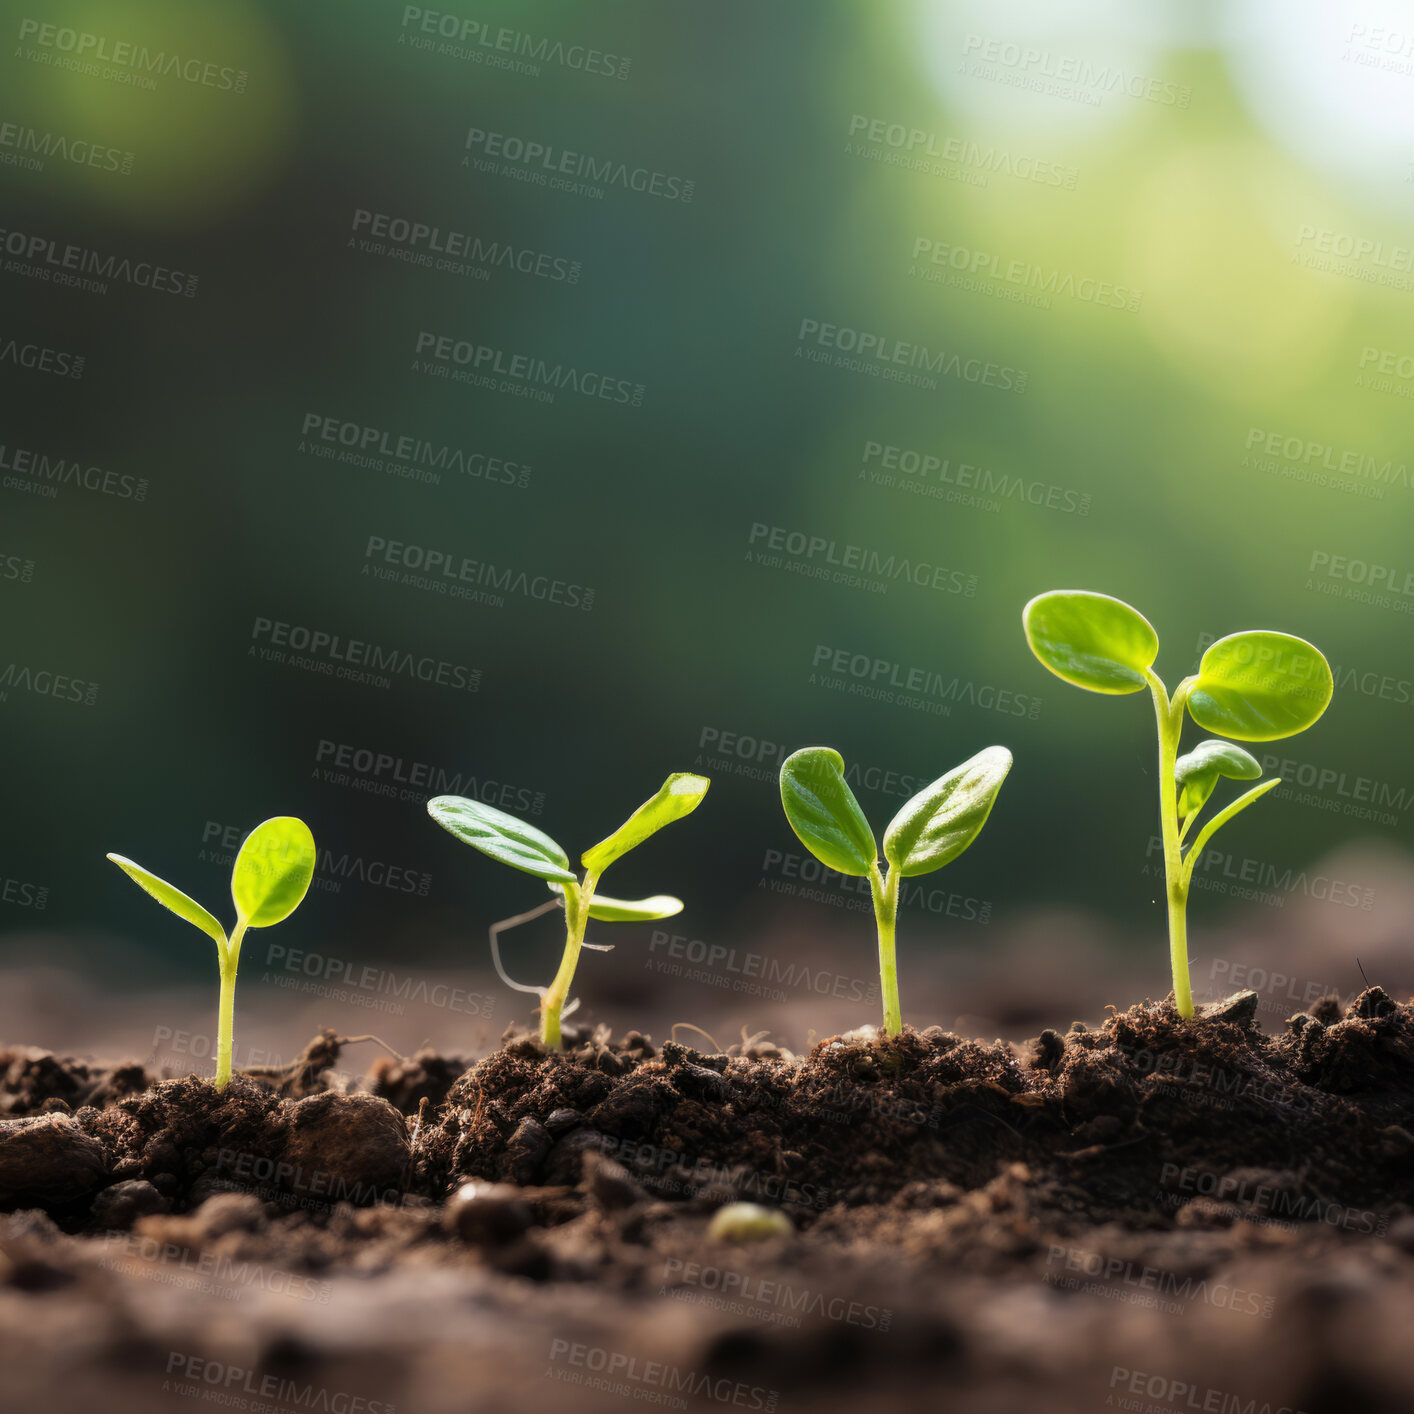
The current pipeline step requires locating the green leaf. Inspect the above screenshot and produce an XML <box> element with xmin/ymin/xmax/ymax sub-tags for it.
<box><xmin>107</xmin><ymin>854</ymin><xmax>226</xmax><ymax>949</ymax></box>
<box><xmin>1175</xmin><ymin>739</ymin><xmax>1262</xmax><ymax>818</ymax></box>
<box><xmin>231</xmin><ymin>817</ymin><xmax>317</xmax><ymax>927</ymax></box>
<box><xmin>1181</xmin><ymin>777</ymin><xmax>1282</xmax><ymax>889</ymax></box>
<box><xmin>427</xmin><ymin>795</ymin><xmax>576</xmax><ymax>883</ymax></box>
<box><xmin>882</xmin><ymin>746</ymin><xmax>1013</xmax><ymax>877</ymax></box>
<box><xmin>1187</xmin><ymin>632</ymin><xmax>1333</xmax><ymax>742</ymax></box>
<box><xmin>1023</xmin><ymin>590</ymin><xmax>1159</xmax><ymax>695</ymax></box>
<box><xmin>549</xmin><ymin>882</ymin><xmax>684</xmax><ymax>922</ymax></box>
<box><xmin>581</xmin><ymin>773</ymin><xmax>710</xmax><ymax>875</ymax></box>
<box><xmin>779</xmin><ymin>747</ymin><xmax>876</xmax><ymax>876</ymax></box>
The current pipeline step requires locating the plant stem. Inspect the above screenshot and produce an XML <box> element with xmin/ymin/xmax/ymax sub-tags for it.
<box><xmin>1146</xmin><ymin>671</ymin><xmax>1194</xmax><ymax>1018</ymax></box>
<box><xmin>540</xmin><ymin>872</ymin><xmax>599</xmax><ymax>1048</ymax></box>
<box><xmin>214</xmin><ymin>918</ymin><xmax>247</xmax><ymax>1090</ymax></box>
<box><xmin>869</xmin><ymin>863</ymin><xmax>902</xmax><ymax>1035</ymax></box>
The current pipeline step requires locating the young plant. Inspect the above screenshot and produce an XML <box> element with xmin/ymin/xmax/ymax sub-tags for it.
<box><xmin>427</xmin><ymin>773</ymin><xmax>710</xmax><ymax>1047</ymax></box>
<box><xmin>778</xmin><ymin>745</ymin><xmax>1012</xmax><ymax>1036</ymax></box>
<box><xmin>107</xmin><ymin>817</ymin><xmax>316</xmax><ymax>1090</ymax></box>
<box><xmin>1022</xmin><ymin>590</ymin><xmax>1333</xmax><ymax>1018</ymax></box>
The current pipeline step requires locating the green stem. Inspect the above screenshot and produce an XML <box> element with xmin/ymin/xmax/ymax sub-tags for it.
<box><xmin>869</xmin><ymin>864</ymin><xmax>902</xmax><ymax>1035</ymax></box>
<box><xmin>540</xmin><ymin>872</ymin><xmax>599</xmax><ymax>1048</ymax></box>
<box><xmin>214</xmin><ymin>919</ymin><xmax>247</xmax><ymax>1090</ymax></box>
<box><xmin>1146</xmin><ymin>671</ymin><xmax>1194</xmax><ymax>1019</ymax></box>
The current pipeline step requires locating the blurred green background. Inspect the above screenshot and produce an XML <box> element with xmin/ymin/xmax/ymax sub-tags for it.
<box><xmin>3</xmin><ymin>0</ymin><xmax>1412</xmax><ymax>1044</ymax></box>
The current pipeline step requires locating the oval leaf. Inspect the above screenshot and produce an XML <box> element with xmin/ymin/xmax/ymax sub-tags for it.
<box><xmin>1188</xmin><ymin>632</ymin><xmax>1333</xmax><ymax>741</ymax></box>
<box><xmin>427</xmin><ymin>795</ymin><xmax>575</xmax><ymax>883</ymax></box>
<box><xmin>1023</xmin><ymin>590</ymin><xmax>1158</xmax><ymax>695</ymax></box>
<box><xmin>779</xmin><ymin>747</ymin><xmax>876</xmax><ymax>876</ymax></box>
<box><xmin>1175</xmin><ymin>739</ymin><xmax>1262</xmax><ymax>818</ymax></box>
<box><xmin>549</xmin><ymin>882</ymin><xmax>684</xmax><ymax>922</ymax></box>
<box><xmin>581</xmin><ymin>773</ymin><xmax>710</xmax><ymax>875</ymax></box>
<box><xmin>231</xmin><ymin>817</ymin><xmax>317</xmax><ymax>928</ymax></box>
<box><xmin>107</xmin><ymin>854</ymin><xmax>226</xmax><ymax>949</ymax></box>
<box><xmin>883</xmin><ymin>746</ymin><xmax>1012</xmax><ymax>877</ymax></box>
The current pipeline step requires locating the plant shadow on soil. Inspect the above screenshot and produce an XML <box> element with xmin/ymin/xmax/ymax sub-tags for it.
<box><xmin>3</xmin><ymin>988</ymin><xmax>1414</xmax><ymax>1412</ymax></box>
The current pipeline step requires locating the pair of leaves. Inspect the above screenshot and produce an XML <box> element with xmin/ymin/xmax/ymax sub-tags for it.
<box><xmin>426</xmin><ymin>772</ymin><xmax>709</xmax><ymax>922</ymax></box>
<box><xmin>108</xmin><ymin>817</ymin><xmax>317</xmax><ymax>951</ymax></box>
<box><xmin>1022</xmin><ymin>590</ymin><xmax>1333</xmax><ymax>741</ymax></box>
<box><xmin>779</xmin><ymin>746</ymin><xmax>1012</xmax><ymax>879</ymax></box>
<box><xmin>1175</xmin><ymin>739</ymin><xmax>1261</xmax><ymax>819</ymax></box>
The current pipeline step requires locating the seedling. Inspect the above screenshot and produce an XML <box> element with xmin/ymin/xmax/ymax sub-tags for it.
<box><xmin>779</xmin><ymin>745</ymin><xmax>1012</xmax><ymax>1036</ymax></box>
<box><xmin>107</xmin><ymin>817</ymin><xmax>316</xmax><ymax>1090</ymax></box>
<box><xmin>427</xmin><ymin>773</ymin><xmax>709</xmax><ymax>1047</ymax></box>
<box><xmin>1022</xmin><ymin>590</ymin><xmax>1333</xmax><ymax>1018</ymax></box>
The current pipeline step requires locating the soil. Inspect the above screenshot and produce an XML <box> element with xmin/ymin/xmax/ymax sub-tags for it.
<box><xmin>3</xmin><ymin>988</ymin><xmax>1414</xmax><ymax>1413</ymax></box>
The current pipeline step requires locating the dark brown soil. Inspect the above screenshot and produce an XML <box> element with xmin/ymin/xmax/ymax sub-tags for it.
<box><xmin>3</xmin><ymin>989</ymin><xmax>1414</xmax><ymax>1413</ymax></box>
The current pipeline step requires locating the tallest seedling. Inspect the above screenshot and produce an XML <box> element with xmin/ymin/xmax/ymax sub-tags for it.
<box><xmin>1023</xmin><ymin>591</ymin><xmax>1333</xmax><ymax>1017</ymax></box>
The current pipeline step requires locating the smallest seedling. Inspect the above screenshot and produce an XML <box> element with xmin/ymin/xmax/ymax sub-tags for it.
<box><xmin>108</xmin><ymin>816</ymin><xmax>316</xmax><ymax>1090</ymax></box>
<box><xmin>707</xmin><ymin>1203</ymin><xmax>793</xmax><ymax>1243</ymax></box>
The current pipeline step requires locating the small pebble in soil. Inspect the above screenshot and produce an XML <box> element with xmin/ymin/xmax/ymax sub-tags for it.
<box><xmin>90</xmin><ymin>1179</ymin><xmax>168</xmax><ymax>1230</ymax></box>
<box><xmin>280</xmin><ymin>1092</ymin><xmax>410</xmax><ymax>1205</ymax></box>
<box><xmin>707</xmin><ymin>1202</ymin><xmax>793</xmax><ymax>1243</ymax></box>
<box><xmin>0</xmin><ymin>1114</ymin><xmax>107</xmax><ymax>1205</ymax></box>
<box><xmin>443</xmin><ymin>1182</ymin><xmax>533</xmax><ymax>1246</ymax></box>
